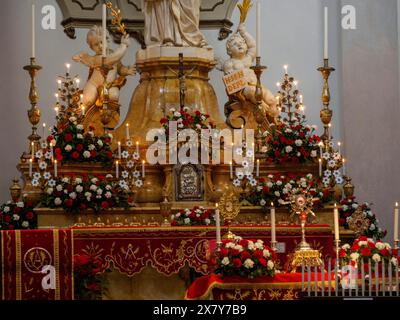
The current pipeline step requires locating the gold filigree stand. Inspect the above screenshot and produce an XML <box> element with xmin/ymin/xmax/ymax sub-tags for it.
<box><xmin>251</xmin><ymin>56</ymin><xmax>267</xmax><ymax>154</ymax></box>
<box><xmin>219</xmin><ymin>187</ymin><xmax>241</xmax><ymax>240</ymax></box>
<box><xmin>23</xmin><ymin>58</ymin><xmax>42</xmax><ymax>156</ymax></box>
<box><xmin>317</xmin><ymin>59</ymin><xmax>335</xmax><ymax>146</ymax></box>
<box><xmin>160</xmin><ymin>196</ymin><xmax>173</xmax><ymax>227</ymax></box>
<box><xmin>290</xmin><ymin>250</ymin><xmax>322</xmax><ymax>272</ymax></box>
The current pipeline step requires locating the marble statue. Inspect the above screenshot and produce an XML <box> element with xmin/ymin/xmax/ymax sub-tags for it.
<box><xmin>223</xmin><ymin>23</ymin><xmax>279</xmax><ymax>125</ymax></box>
<box><xmin>142</xmin><ymin>0</ymin><xmax>208</xmax><ymax>47</ymax></box>
<box><xmin>72</xmin><ymin>25</ymin><xmax>136</xmax><ymax>113</ymax></box>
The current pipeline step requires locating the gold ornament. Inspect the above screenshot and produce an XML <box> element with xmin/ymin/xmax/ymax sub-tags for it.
<box><xmin>9</xmin><ymin>178</ymin><xmax>22</xmax><ymax>203</ymax></box>
<box><xmin>348</xmin><ymin>207</ymin><xmax>370</xmax><ymax>237</ymax></box>
<box><xmin>218</xmin><ymin>187</ymin><xmax>241</xmax><ymax>239</ymax></box>
<box><xmin>238</xmin><ymin>0</ymin><xmax>253</xmax><ymax>24</ymax></box>
<box><xmin>106</xmin><ymin>2</ymin><xmax>127</xmax><ymax>36</ymax></box>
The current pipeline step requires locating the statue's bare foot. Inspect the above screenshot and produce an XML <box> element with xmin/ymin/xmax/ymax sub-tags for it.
<box><xmin>200</xmin><ymin>40</ymin><xmax>212</xmax><ymax>50</ymax></box>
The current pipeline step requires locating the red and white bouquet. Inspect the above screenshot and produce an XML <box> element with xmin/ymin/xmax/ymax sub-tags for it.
<box><xmin>171</xmin><ymin>206</ymin><xmax>216</xmax><ymax>226</ymax></box>
<box><xmin>213</xmin><ymin>237</ymin><xmax>278</xmax><ymax>278</ymax></box>
<box><xmin>160</xmin><ymin>108</ymin><xmax>216</xmax><ymax>135</ymax></box>
<box><xmin>339</xmin><ymin>236</ymin><xmax>399</xmax><ymax>268</ymax></box>
<box><xmin>50</xmin><ymin>116</ymin><xmax>113</xmax><ymax>165</ymax></box>
<box><xmin>0</xmin><ymin>197</ymin><xmax>37</xmax><ymax>230</ymax></box>
<box><xmin>42</xmin><ymin>174</ymin><xmax>129</xmax><ymax>213</ymax></box>
<box><xmin>264</xmin><ymin>119</ymin><xmax>321</xmax><ymax>164</ymax></box>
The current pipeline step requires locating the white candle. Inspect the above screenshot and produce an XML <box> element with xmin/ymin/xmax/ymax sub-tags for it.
<box><xmin>319</xmin><ymin>142</ymin><xmax>324</xmax><ymax>156</ymax></box>
<box><xmin>271</xmin><ymin>203</ymin><xmax>276</xmax><ymax>243</ymax></box>
<box><xmin>57</xmin><ymin>79</ymin><xmax>62</xmax><ymax>90</ymax></box>
<box><xmin>338</xmin><ymin>142</ymin><xmax>341</xmax><ymax>154</ymax></box>
<box><xmin>229</xmin><ymin>161</ymin><xmax>233</xmax><ymax>179</ymax></box>
<box><xmin>300</xmin><ymin>95</ymin><xmax>303</xmax><ymax>104</ymax></box>
<box><xmin>75</xmin><ymin>78</ymin><xmax>80</xmax><ymax>89</ymax></box>
<box><xmin>29</xmin><ymin>159</ymin><xmax>33</xmax><ymax>178</ymax></box>
<box><xmin>81</xmin><ymin>105</ymin><xmax>85</xmax><ymax>116</ymax></box>
<box><xmin>55</xmin><ymin>93</ymin><xmax>59</xmax><ymax>103</ymax></box>
<box><xmin>333</xmin><ymin>203</ymin><xmax>339</xmax><ymax>241</ymax></box>
<box><xmin>102</xmin><ymin>4</ymin><xmax>107</xmax><ymax>58</ymax></box>
<box><xmin>241</xmin><ymin>124</ymin><xmax>245</xmax><ymax>141</ymax></box>
<box><xmin>256</xmin><ymin>159</ymin><xmax>260</xmax><ymax>177</ymax></box>
<box><xmin>319</xmin><ymin>158</ymin><xmax>322</xmax><ymax>177</ymax></box>
<box><xmin>256</xmin><ymin>0</ymin><xmax>261</xmax><ymax>57</ymax></box>
<box><xmin>215</xmin><ymin>203</ymin><xmax>221</xmax><ymax>244</ymax></box>
<box><xmin>54</xmin><ymin>106</ymin><xmax>59</xmax><ymax>117</ymax></box>
<box><xmin>42</xmin><ymin>123</ymin><xmax>46</xmax><ymax>140</ymax></box>
<box><xmin>54</xmin><ymin>160</ymin><xmax>58</xmax><ymax>178</ymax></box>
<box><xmin>32</xmin><ymin>4</ymin><xmax>35</xmax><ymax>58</ymax></box>
<box><xmin>284</xmin><ymin>65</ymin><xmax>288</xmax><ymax>74</ymax></box>
<box><xmin>118</xmin><ymin>141</ymin><xmax>122</xmax><ymax>159</ymax></box>
<box><xmin>126</xmin><ymin>124</ymin><xmax>130</xmax><ymax>141</ymax></box>
<box><xmin>342</xmin><ymin>158</ymin><xmax>346</xmax><ymax>176</ymax></box>
<box><xmin>395</xmin><ymin>202</ymin><xmax>399</xmax><ymax>242</ymax></box>
<box><xmin>324</xmin><ymin>6</ymin><xmax>329</xmax><ymax>59</ymax></box>
<box><xmin>136</xmin><ymin>141</ymin><xmax>140</xmax><ymax>155</ymax></box>
<box><xmin>142</xmin><ymin>160</ymin><xmax>145</xmax><ymax>178</ymax></box>
<box><xmin>115</xmin><ymin>161</ymin><xmax>119</xmax><ymax>179</ymax></box>
<box><xmin>31</xmin><ymin>142</ymin><xmax>34</xmax><ymax>159</ymax></box>
<box><xmin>66</xmin><ymin>63</ymin><xmax>70</xmax><ymax>74</ymax></box>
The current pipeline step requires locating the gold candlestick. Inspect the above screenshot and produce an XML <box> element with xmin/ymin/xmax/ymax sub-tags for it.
<box><xmin>318</xmin><ymin>59</ymin><xmax>335</xmax><ymax>145</ymax></box>
<box><xmin>23</xmin><ymin>57</ymin><xmax>42</xmax><ymax>156</ymax></box>
<box><xmin>251</xmin><ymin>56</ymin><xmax>267</xmax><ymax>154</ymax></box>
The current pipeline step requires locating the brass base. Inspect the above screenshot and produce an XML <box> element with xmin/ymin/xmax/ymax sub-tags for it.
<box><xmin>289</xmin><ymin>249</ymin><xmax>322</xmax><ymax>273</ymax></box>
<box><xmin>222</xmin><ymin>230</ymin><xmax>236</xmax><ymax>240</ymax></box>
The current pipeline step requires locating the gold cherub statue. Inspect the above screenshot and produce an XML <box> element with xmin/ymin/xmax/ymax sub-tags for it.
<box><xmin>73</xmin><ymin>25</ymin><xmax>136</xmax><ymax>133</ymax></box>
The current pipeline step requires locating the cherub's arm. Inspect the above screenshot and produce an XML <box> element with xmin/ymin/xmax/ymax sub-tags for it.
<box><xmin>104</xmin><ymin>34</ymin><xmax>131</xmax><ymax>66</ymax></box>
<box><xmin>72</xmin><ymin>52</ymin><xmax>97</xmax><ymax>68</ymax></box>
<box><xmin>223</xmin><ymin>59</ymin><xmax>235</xmax><ymax>75</ymax></box>
<box><xmin>237</xmin><ymin>23</ymin><xmax>256</xmax><ymax>60</ymax></box>
<box><xmin>118</xmin><ymin>63</ymin><xmax>136</xmax><ymax>76</ymax></box>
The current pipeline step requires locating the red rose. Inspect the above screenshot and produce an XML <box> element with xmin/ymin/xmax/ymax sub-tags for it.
<box><xmin>392</xmin><ymin>249</ymin><xmax>398</xmax><ymax>256</ymax></box>
<box><xmin>254</xmin><ymin>250</ymin><xmax>263</xmax><ymax>259</ymax></box>
<box><xmin>367</xmin><ymin>241</ymin><xmax>375</xmax><ymax>248</ymax></box>
<box><xmin>64</xmin><ymin>133</ymin><xmax>73</xmax><ymax>142</ymax></box>
<box><xmin>26</xmin><ymin>201</ymin><xmax>33</xmax><ymax>207</ymax></box>
<box><xmin>76</xmin><ymin>144</ymin><xmax>83</xmax><ymax>152</ymax></box>
<box><xmin>339</xmin><ymin>249</ymin><xmax>347</xmax><ymax>258</ymax></box>
<box><xmin>279</xmin><ymin>135</ymin><xmax>286</xmax><ymax>144</ymax></box>
<box><xmin>219</xmin><ymin>248</ymin><xmax>229</xmax><ymax>257</ymax></box>
<box><xmin>274</xmin><ymin>150</ymin><xmax>281</xmax><ymax>157</ymax></box>
<box><xmin>339</xmin><ymin>218</ymin><xmax>346</xmax><ymax>226</ymax></box>
<box><xmin>65</xmin><ymin>199</ymin><xmax>74</xmax><ymax>207</ymax></box>
<box><xmin>8</xmin><ymin>224</ymin><xmax>14</xmax><ymax>230</ymax></box>
<box><xmin>240</xmin><ymin>251</ymin><xmax>251</xmax><ymax>261</ymax></box>
<box><xmin>80</xmin><ymin>204</ymin><xmax>87</xmax><ymax>211</ymax></box>
<box><xmin>263</xmin><ymin>186</ymin><xmax>270</xmax><ymax>194</ymax></box>
<box><xmin>171</xmin><ymin>220</ymin><xmax>178</xmax><ymax>226</ymax></box>
<box><xmin>101</xmin><ymin>201</ymin><xmax>110</xmax><ymax>209</ymax></box>
<box><xmin>259</xmin><ymin>258</ymin><xmax>267</xmax><ymax>267</ymax></box>
<box><xmin>233</xmin><ymin>258</ymin><xmax>242</xmax><ymax>269</ymax></box>
<box><xmin>90</xmin><ymin>150</ymin><xmax>97</xmax><ymax>158</ymax></box>
<box><xmin>359</xmin><ymin>236</ymin><xmax>368</xmax><ymax>241</ymax></box>
<box><xmin>259</xmin><ymin>177</ymin><xmax>265</xmax><ymax>183</ymax></box>
<box><xmin>56</xmin><ymin>154</ymin><xmax>63</xmax><ymax>162</ymax></box>
<box><xmin>231</xmin><ymin>249</ymin><xmax>240</xmax><ymax>256</ymax></box>
<box><xmin>104</xmin><ymin>138</ymin><xmax>111</xmax><ymax>144</ymax></box>
<box><xmin>72</xmin><ymin>151</ymin><xmax>80</xmax><ymax>159</ymax></box>
<box><xmin>351</xmin><ymin>244</ymin><xmax>360</xmax><ymax>252</ymax></box>
<box><xmin>381</xmin><ymin>248</ymin><xmax>390</xmax><ymax>257</ymax></box>
<box><xmin>239</xmin><ymin>239</ymin><xmax>249</xmax><ymax>247</ymax></box>
<box><xmin>4</xmin><ymin>215</ymin><xmax>11</xmax><ymax>223</ymax></box>
<box><xmin>55</xmin><ymin>147</ymin><xmax>62</xmax><ymax>155</ymax></box>
<box><xmin>25</xmin><ymin>211</ymin><xmax>34</xmax><ymax>220</ymax></box>
<box><xmin>361</xmin><ymin>247</ymin><xmax>371</xmax><ymax>257</ymax></box>
<box><xmin>47</xmin><ymin>135</ymin><xmax>54</xmax><ymax>142</ymax></box>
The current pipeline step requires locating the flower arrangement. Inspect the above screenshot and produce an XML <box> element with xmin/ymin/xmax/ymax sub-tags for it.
<box><xmin>264</xmin><ymin>117</ymin><xmax>321</xmax><ymax>164</ymax></box>
<box><xmin>321</xmin><ymin>146</ymin><xmax>344</xmax><ymax>186</ymax></box>
<box><xmin>42</xmin><ymin>175</ymin><xmax>129</xmax><ymax>213</ymax></box>
<box><xmin>339</xmin><ymin>197</ymin><xmax>386</xmax><ymax>240</ymax></box>
<box><xmin>74</xmin><ymin>254</ymin><xmax>108</xmax><ymax>300</ymax></box>
<box><xmin>339</xmin><ymin>236</ymin><xmax>398</xmax><ymax>269</ymax></box>
<box><xmin>246</xmin><ymin>173</ymin><xmax>331</xmax><ymax>211</ymax></box>
<box><xmin>0</xmin><ymin>198</ymin><xmax>37</xmax><ymax>230</ymax></box>
<box><xmin>213</xmin><ymin>237</ymin><xmax>277</xmax><ymax>278</ymax></box>
<box><xmin>171</xmin><ymin>206</ymin><xmax>216</xmax><ymax>226</ymax></box>
<box><xmin>50</xmin><ymin>116</ymin><xmax>114</xmax><ymax>165</ymax></box>
<box><xmin>160</xmin><ymin>107</ymin><xmax>216</xmax><ymax>135</ymax></box>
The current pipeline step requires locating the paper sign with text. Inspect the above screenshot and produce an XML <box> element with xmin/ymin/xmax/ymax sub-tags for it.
<box><xmin>223</xmin><ymin>70</ymin><xmax>247</xmax><ymax>95</ymax></box>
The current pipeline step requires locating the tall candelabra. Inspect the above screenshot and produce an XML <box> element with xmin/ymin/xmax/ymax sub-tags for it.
<box><xmin>23</xmin><ymin>58</ymin><xmax>42</xmax><ymax>156</ymax></box>
<box><xmin>251</xmin><ymin>56</ymin><xmax>267</xmax><ymax>154</ymax></box>
<box><xmin>317</xmin><ymin>59</ymin><xmax>335</xmax><ymax>146</ymax></box>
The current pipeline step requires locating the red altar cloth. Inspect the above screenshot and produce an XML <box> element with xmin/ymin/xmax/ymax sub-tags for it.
<box><xmin>0</xmin><ymin>229</ymin><xmax>73</xmax><ymax>300</ymax></box>
<box><xmin>185</xmin><ymin>273</ymin><xmax>335</xmax><ymax>300</ymax></box>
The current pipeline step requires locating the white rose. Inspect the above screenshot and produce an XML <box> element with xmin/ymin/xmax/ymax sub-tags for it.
<box><xmin>3</xmin><ymin>206</ymin><xmax>10</xmax><ymax>213</ymax></box>
<box><xmin>22</xmin><ymin>221</ymin><xmax>29</xmax><ymax>228</ymax></box>
<box><xmin>358</xmin><ymin>241</ymin><xmax>367</xmax><ymax>247</ymax></box>
<box><xmin>47</xmin><ymin>188</ymin><xmax>54</xmax><ymax>195</ymax></box>
<box><xmin>91</xmin><ymin>178</ymin><xmax>98</xmax><ymax>184</ymax></box>
<box><xmin>76</xmin><ymin>124</ymin><xmax>84</xmax><ymax>130</ymax></box>
<box><xmin>276</xmin><ymin>181</ymin><xmax>282</xmax><ymax>186</ymax></box>
<box><xmin>267</xmin><ymin>260</ymin><xmax>275</xmax><ymax>270</ymax></box>
<box><xmin>267</xmin><ymin>182</ymin><xmax>273</xmax><ymax>188</ymax></box>
<box><xmin>342</xmin><ymin>205</ymin><xmax>349</xmax><ymax>211</ymax></box>
<box><xmin>274</xmin><ymin>191</ymin><xmax>280</xmax><ymax>197</ymax></box>
<box><xmin>244</xmin><ymin>259</ymin><xmax>255</xmax><ymax>269</ymax></box>
<box><xmin>108</xmin><ymin>133</ymin><xmax>113</xmax><ymax>139</ymax></box>
<box><xmin>105</xmin><ymin>191</ymin><xmax>112</xmax><ymax>199</ymax></box>
<box><xmin>204</xmin><ymin>218</ymin><xmax>211</xmax><ymax>225</ymax></box>
<box><xmin>65</xmin><ymin>145</ymin><xmax>72</xmax><ymax>152</ymax></box>
<box><xmin>260</xmin><ymin>199</ymin><xmax>266</xmax><ymax>206</ymax></box>
<box><xmin>96</xmin><ymin>189</ymin><xmax>103</xmax><ymax>195</ymax></box>
<box><xmin>255</xmin><ymin>242</ymin><xmax>264</xmax><ymax>250</ymax></box>
<box><xmin>247</xmin><ymin>241</ymin><xmax>255</xmax><ymax>251</ymax></box>
<box><xmin>76</xmin><ymin>134</ymin><xmax>83</xmax><ymax>139</ymax></box>
<box><xmin>285</xmin><ymin>146</ymin><xmax>293</xmax><ymax>153</ymax></box>
<box><xmin>372</xmin><ymin>254</ymin><xmax>381</xmax><ymax>263</ymax></box>
<box><xmin>391</xmin><ymin>257</ymin><xmax>398</xmax><ymax>266</ymax></box>
<box><xmin>222</xmin><ymin>257</ymin><xmax>230</xmax><ymax>266</ymax></box>
<box><xmin>97</xmin><ymin>140</ymin><xmax>103</xmax><ymax>147</ymax></box>
<box><xmin>62</xmin><ymin>177</ymin><xmax>70</xmax><ymax>183</ymax></box>
<box><xmin>54</xmin><ymin>198</ymin><xmax>62</xmax><ymax>206</ymax></box>
<box><xmin>342</xmin><ymin>244</ymin><xmax>350</xmax><ymax>250</ymax></box>
<box><xmin>56</xmin><ymin>185</ymin><xmax>63</xmax><ymax>192</ymax></box>
<box><xmin>69</xmin><ymin>192</ymin><xmax>77</xmax><ymax>199</ymax></box>
<box><xmin>263</xmin><ymin>249</ymin><xmax>271</xmax><ymax>258</ymax></box>
<box><xmin>350</xmin><ymin>252</ymin><xmax>360</xmax><ymax>261</ymax></box>
<box><xmin>69</xmin><ymin>116</ymin><xmax>77</xmax><ymax>123</ymax></box>
<box><xmin>175</xmin><ymin>212</ymin><xmax>181</xmax><ymax>218</ymax></box>
<box><xmin>225</xmin><ymin>242</ymin><xmax>235</xmax><ymax>249</ymax></box>
<box><xmin>369</xmin><ymin>224</ymin><xmax>376</xmax><ymax>231</ymax></box>
<box><xmin>310</xmin><ymin>150</ymin><xmax>317</xmax><ymax>157</ymax></box>
<box><xmin>352</xmin><ymin>203</ymin><xmax>359</xmax><ymax>209</ymax></box>
<box><xmin>88</xmin><ymin>144</ymin><xmax>95</xmax><ymax>151</ymax></box>
<box><xmin>13</xmin><ymin>214</ymin><xmax>20</xmax><ymax>221</ymax></box>
<box><xmin>83</xmin><ymin>151</ymin><xmax>91</xmax><ymax>158</ymax></box>
<box><xmin>184</xmin><ymin>218</ymin><xmax>191</xmax><ymax>225</ymax></box>
<box><xmin>76</xmin><ymin>185</ymin><xmax>83</xmax><ymax>193</ymax></box>
<box><xmin>90</xmin><ymin>185</ymin><xmax>97</xmax><ymax>191</ymax></box>
<box><xmin>84</xmin><ymin>192</ymin><xmax>91</xmax><ymax>198</ymax></box>
<box><xmin>16</xmin><ymin>202</ymin><xmax>24</xmax><ymax>208</ymax></box>
<box><xmin>295</xmin><ymin>139</ymin><xmax>303</xmax><ymax>147</ymax></box>
<box><xmin>234</xmin><ymin>245</ymin><xmax>244</xmax><ymax>252</ymax></box>
<box><xmin>74</xmin><ymin>178</ymin><xmax>82</xmax><ymax>184</ymax></box>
